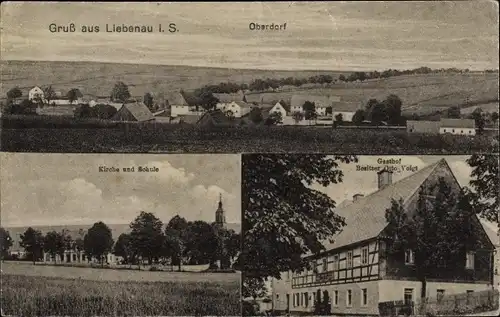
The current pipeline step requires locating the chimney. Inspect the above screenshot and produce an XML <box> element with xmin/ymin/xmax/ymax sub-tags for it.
<box><xmin>353</xmin><ymin>194</ymin><xmax>364</xmax><ymax>202</ymax></box>
<box><xmin>377</xmin><ymin>167</ymin><xmax>393</xmax><ymax>189</ymax></box>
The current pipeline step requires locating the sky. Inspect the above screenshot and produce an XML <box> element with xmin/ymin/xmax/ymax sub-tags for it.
<box><xmin>1</xmin><ymin>1</ymin><xmax>498</xmax><ymax>71</ymax></box>
<box><xmin>0</xmin><ymin>153</ymin><xmax>241</xmax><ymax>227</ymax></box>
<box><xmin>313</xmin><ymin>155</ymin><xmax>498</xmax><ymax>233</ymax></box>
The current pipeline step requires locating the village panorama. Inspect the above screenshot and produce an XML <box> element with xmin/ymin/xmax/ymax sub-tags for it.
<box><xmin>1</xmin><ymin>63</ymin><xmax>498</xmax><ymax>153</ymax></box>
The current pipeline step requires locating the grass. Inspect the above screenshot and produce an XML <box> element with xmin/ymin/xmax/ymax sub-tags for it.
<box><xmin>1</xmin><ymin>118</ymin><xmax>498</xmax><ymax>154</ymax></box>
<box><xmin>1</xmin><ymin>262</ymin><xmax>240</xmax><ymax>316</ymax></box>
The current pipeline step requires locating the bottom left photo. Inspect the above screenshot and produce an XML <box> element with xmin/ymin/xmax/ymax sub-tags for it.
<box><xmin>0</xmin><ymin>153</ymin><xmax>242</xmax><ymax>317</ymax></box>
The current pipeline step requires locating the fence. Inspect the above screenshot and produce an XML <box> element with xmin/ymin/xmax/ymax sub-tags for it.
<box><xmin>380</xmin><ymin>289</ymin><xmax>499</xmax><ymax>316</ymax></box>
<box><xmin>415</xmin><ymin>288</ymin><xmax>499</xmax><ymax>316</ymax></box>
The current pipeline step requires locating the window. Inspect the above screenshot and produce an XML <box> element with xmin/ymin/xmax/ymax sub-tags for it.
<box><xmin>333</xmin><ymin>290</ymin><xmax>339</xmax><ymax>306</ymax></box>
<box><xmin>304</xmin><ymin>292</ymin><xmax>309</xmax><ymax>307</ymax></box>
<box><xmin>333</xmin><ymin>255</ymin><xmax>339</xmax><ymax>270</ymax></box>
<box><xmin>361</xmin><ymin>247</ymin><xmax>369</xmax><ymax>265</ymax></box>
<box><xmin>347</xmin><ymin>251</ymin><xmax>353</xmax><ymax>268</ymax></box>
<box><xmin>443</xmin><ymin>129</ymin><xmax>447</xmax><ymax>132</ymax></box>
<box><xmin>405</xmin><ymin>249</ymin><xmax>414</xmax><ymax>265</ymax></box>
<box><xmin>404</xmin><ymin>288</ymin><xmax>414</xmax><ymax>305</ymax></box>
<box><xmin>322</xmin><ymin>258</ymin><xmax>328</xmax><ymax>272</ymax></box>
<box><xmin>361</xmin><ymin>288</ymin><xmax>368</xmax><ymax>306</ymax></box>
<box><xmin>466</xmin><ymin>251</ymin><xmax>475</xmax><ymax>269</ymax></box>
<box><xmin>346</xmin><ymin>290</ymin><xmax>352</xmax><ymax>306</ymax></box>
<box><xmin>276</xmin><ymin>293</ymin><xmax>280</xmax><ymax>300</ymax></box>
<box><xmin>437</xmin><ymin>289</ymin><xmax>445</xmax><ymax>303</ymax></box>
<box><xmin>287</xmin><ymin>271</ymin><xmax>290</xmax><ymax>280</ymax></box>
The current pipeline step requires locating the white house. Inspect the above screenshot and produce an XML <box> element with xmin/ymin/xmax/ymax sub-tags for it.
<box><xmin>331</xmin><ymin>102</ymin><xmax>362</xmax><ymax>122</ymax></box>
<box><xmin>167</xmin><ymin>91</ymin><xmax>190</xmax><ymax>117</ymax></box>
<box><xmin>213</xmin><ymin>91</ymin><xmax>253</xmax><ymax>118</ymax></box>
<box><xmin>269</xmin><ymin>101</ymin><xmax>288</xmax><ymax>118</ymax></box>
<box><xmin>439</xmin><ymin>118</ymin><xmax>476</xmax><ymax>136</ymax></box>
<box><xmin>290</xmin><ymin>95</ymin><xmax>341</xmax><ymax>116</ymax></box>
<box><xmin>28</xmin><ymin>86</ymin><xmax>44</xmax><ymax>101</ymax></box>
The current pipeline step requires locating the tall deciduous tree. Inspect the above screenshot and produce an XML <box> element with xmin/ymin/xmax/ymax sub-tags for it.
<box><xmin>129</xmin><ymin>212</ymin><xmax>164</xmax><ymax>265</ymax></box>
<box><xmin>20</xmin><ymin>227</ymin><xmax>44</xmax><ymax>264</ymax></box>
<box><xmin>66</xmin><ymin>88</ymin><xmax>82</xmax><ymax>104</ymax></box>
<box><xmin>6</xmin><ymin>87</ymin><xmax>22</xmax><ymax>99</ymax></box>
<box><xmin>84</xmin><ymin>222</ymin><xmax>114</xmax><ymax>265</ymax></box>
<box><xmin>165</xmin><ymin>215</ymin><xmax>189</xmax><ymax>271</ymax></box>
<box><xmin>43</xmin><ymin>86</ymin><xmax>56</xmax><ymax>105</ymax></box>
<box><xmin>249</xmin><ymin>107</ymin><xmax>264</xmax><ymax>124</ymax></box>
<box><xmin>240</xmin><ymin>154</ymin><xmax>357</xmax><ymax>296</ymax></box>
<box><xmin>44</xmin><ymin>231</ymin><xmax>64</xmax><ymax>263</ymax></box>
<box><xmin>292</xmin><ymin>111</ymin><xmax>304</xmax><ymax>125</ymax></box>
<box><xmin>110</xmin><ymin>81</ymin><xmax>131</xmax><ymax>102</ymax></box>
<box><xmin>466</xmin><ymin>154</ymin><xmax>499</xmax><ymax>223</ymax></box>
<box><xmin>114</xmin><ymin>233</ymin><xmax>133</xmax><ymax>264</ymax></box>
<box><xmin>143</xmin><ymin>92</ymin><xmax>154</xmax><ymax>110</ymax></box>
<box><xmin>199</xmin><ymin>91</ymin><xmax>219</xmax><ymax>111</ymax></box>
<box><xmin>384</xmin><ymin>178</ymin><xmax>479</xmax><ymax>300</ymax></box>
<box><xmin>265</xmin><ymin>111</ymin><xmax>283</xmax><ymax>125</ymax></box>
<box><xmin>0</xmin><ymin>227</ymin><xmax>13</xmax><ymax>261</ymax></box>
<box><xmin>352</xmin><ymin>109</ymin><xmax>365</xmax><ymax>125</ymax></box>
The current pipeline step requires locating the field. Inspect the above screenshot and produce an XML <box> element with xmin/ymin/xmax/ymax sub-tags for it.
<box><xmin>1</xmin><ymin>261</ymin><xmax>241</xmax><ymax>316</ymax></box>
<box><xmin>1</xmin><ymin>61</ymin><xmax>498</xmax><ymax>117</ymax></box>
<box><xmin>1</xmin><ymin>117</ymin><xmax>498</xmax><ymax>154</ymax></box>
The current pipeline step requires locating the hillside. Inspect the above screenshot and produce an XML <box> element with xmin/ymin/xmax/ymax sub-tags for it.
<box><xmin>6</xmin><ymin>222</ymin><xmax>242</xmax><ymax>252</ymax></box>
<box><xmin>1</xmin><ymin>60</ymin><xmax>497</xmax><ymax>116</ymax></box>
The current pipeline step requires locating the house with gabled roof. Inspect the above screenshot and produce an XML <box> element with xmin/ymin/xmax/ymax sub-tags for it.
<box><xmin>196</xmin><ymin>109</ymin><xmax>234</xmax><ymax>127</ymax></box>
<box><xmin>167</xmin><ymin>91</ymin><xmax>190</xmax><ymax>117</ymax></box>
<box><xmin>213</xmin><ymin>91</ymin><xmax>254</xmax><ymax>118</ymax></box>
<box><xmin>440</xmin><ymin>118</ymin><xmax>476</xmax><ymax>136</ymax></box>
<box><xmin>112</xmin><ymin>102</ymin><xmax>154</xmax><ymax>122</ymax></box>
<box><xmin>271</xmin><ymin>159</ymin><xmax>495</xmax><ymax>316</ymax></box>
<box><xmin>290</xmin><ymin>95</ymin><xmax>341</xmax><ymax>116</ymax></box>
<box><xmin>269</xmin><ymin>100</ymin><xmax>289</xmax><ymax>118</ymax></box>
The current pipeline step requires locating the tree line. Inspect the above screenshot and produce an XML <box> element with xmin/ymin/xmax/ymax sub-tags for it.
<box><xmin>0</xmin><ymin>211</ymin><xmax>240</xmax><ymax>271</ymax></box>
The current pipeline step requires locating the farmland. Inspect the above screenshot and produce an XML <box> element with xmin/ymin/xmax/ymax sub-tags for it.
<box><xmin>1</xmin><ymin>61</ymin><xmax>498</xmax><ymax>117</ymax></box>
<box><xmin>1</xmin><ymin>261</ymin><xmax>241</xmax><ymax>316</ymax></box>
<box><xmin>1</xmin><ymin>116</ymin><xmax>498</xmax><ymax>154</ymax></box>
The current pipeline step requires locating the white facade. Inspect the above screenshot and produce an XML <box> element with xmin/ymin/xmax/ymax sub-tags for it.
<box><xmin>43</xmin><ymin>250</ymin><xmax>118</xmax><ymax>264</ymax></box>
<box><xmin>439</xmin><ymin>127</ymin><xmax>476</xmax><ymax>136</ymax></box>
<box><xmin>28</xmin><ymin>86</ymin><xmax>44</xmax><ymax>101</ymax></box>
<box><xmin>332</xmin><ymin>111</ymin><xmax>356</xmax><ymax>122</ymax></box>
<box><xmin>216</xmin><ymin>102</ymin><xmax>251</xmax><ymax>118</ymax></box>
<box><xmin>171</xmin><ymin>105</ymin><xmax>190</xmax><ymax>117</ymax></box>
<box><xmin>291</xmin><ymin>105</ymin><xmax>303</xmax><ymax>113</ymax></box>
<box><xmin>270</xmin><ymin>102</ymin><xmax>287</xmax><ymax>118</ymax></box>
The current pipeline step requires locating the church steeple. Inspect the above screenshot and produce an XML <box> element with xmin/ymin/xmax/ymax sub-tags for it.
<box><xmin>215</xmin><ymin>193</ymin><xmax>226</xmax><ymax>229</ymax></box>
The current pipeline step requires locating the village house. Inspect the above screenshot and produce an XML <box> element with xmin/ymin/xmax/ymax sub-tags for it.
<box><xmin>112</xmin><ymin>101</ymin><xmax>154</xmax><ymax>122</ymax></box>
<box><xmin>269</xmin><ymin>100</ymin><xmax>289</xmax><ymax>118</ymax></box>
<box><xmin>440</xmin><ymin>118</ymin><xmax>476</xmax><ymax>136</ymax></box>
<box><xmin>271</xmin><ymin>159</ymin><xmax>495</xmax><ymax>316</ymax></box>
<box><xmin>407</xmin><ymin>120</ymin><xmax>441</xmax><ymax>134</ymax></box>
<box><xmin>213</xmin><ymin>91</ymin><xmax>254</xmax><ymax>118</ymax></box>
<box><xmin>331</xmin><ymin>102</ymin><xmax>362</xmax><ymax>122</ymax></box>
<box><xmin>290</xmin><ymin>95</ymin><xmax>341</xmax><ymax>116</ymax></box>
<box><xmin>28</xmin><ymin>86</ymin><xmax>44</xmax><ymax>101</ymax></box>
<box><xmin>167</xmin><ymin>91</ymin><xmax>192</xmax><ymax>117</ymax></box>
<box><xmin>196</xmin><ymin>109</ymin><xmax>234</xmax><ymax>127</ymax></box>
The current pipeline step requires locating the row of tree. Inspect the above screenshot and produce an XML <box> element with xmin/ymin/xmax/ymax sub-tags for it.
<box><xmin>1</xmin><ymin>212</ymin><xmax>240</xmax><ymax>271</ymax></box>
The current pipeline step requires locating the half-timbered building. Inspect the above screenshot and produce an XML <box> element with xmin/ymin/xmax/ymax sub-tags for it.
<box><xmin>271</xmin><ymin>159</ymin><xmax>495</xmax><ymax>315</ymax></box>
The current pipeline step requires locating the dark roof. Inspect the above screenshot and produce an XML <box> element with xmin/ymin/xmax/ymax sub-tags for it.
<box><xmin>440</xmin><ymin>118</ymin><xmax>475</xmax><ymax>128</ymax></box>
<box><xmin>166</xmin><ymin>91</ymin><xmax>188</xmax><ymax>106</ymax></box>
<box><xmin>121</xmin><ymin>102</ymin><xmax>154</xmax><ymax>122</ymax></box>
<box><xmin>178</xmin><ymin>114</ymin><xmax>202</xmax><ymax>124</ymax></box>
<box><xmin>197</xmin><ymin>109</ymin><xmax>232</xmax><ymax>126</ymax></box>
<box><xmin>317</xmin><ymin>159</ymin><xmax>445</xmax><ymax>253</ymax></box>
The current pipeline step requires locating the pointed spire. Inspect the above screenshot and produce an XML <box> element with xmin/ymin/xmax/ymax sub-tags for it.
<box><xmin>218</xmin><ymin>193</ymin><xmax>223</xmax><ymax>208</ymax></box>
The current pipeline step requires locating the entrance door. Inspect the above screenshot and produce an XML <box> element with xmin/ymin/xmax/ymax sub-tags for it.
<box><xmin>286</xmin><ymin>294</ymin><xmax>290</xmax><ymax>311</ymax></box>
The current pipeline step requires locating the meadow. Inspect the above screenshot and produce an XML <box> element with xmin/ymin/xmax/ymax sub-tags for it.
<box><xmin>1</xmin><ymin>116</ymin><xmax>498</xmax><ymax>154</ymax></box>
<box><xmin>1</xmin><ymin>262</ymin><xmax>241</xmax><ymax>316</ymax></box>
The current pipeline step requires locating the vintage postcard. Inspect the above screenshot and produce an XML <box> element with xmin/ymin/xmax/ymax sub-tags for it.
<box><xmin>0</xmin><ymin>153</ymin><xmax>242</xmax><ymax>316</ymax></box>
<box><xmin>0</xmin><ymin>1</ymin><xmax>498</xmax><ymax>154</ymax></box>
<box><xmin>240</xmin><ymin>154</ymin><xmax>499</xmax><ymax>316</ymax></box>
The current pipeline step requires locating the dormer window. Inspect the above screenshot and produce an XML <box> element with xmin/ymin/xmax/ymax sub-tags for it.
<box><xmin>405</xmin><ymin>249</ymin><xmax>414</xmax><ymax>265</ymax></box>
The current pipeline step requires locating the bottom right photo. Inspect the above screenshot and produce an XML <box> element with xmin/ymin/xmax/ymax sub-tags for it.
<box><xmin>241</xmin><ymin>154</ymin><xmax>499</xmax><ymax>317</ymax></box>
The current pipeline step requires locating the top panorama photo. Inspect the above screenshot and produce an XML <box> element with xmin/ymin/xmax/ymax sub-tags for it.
<box><xmin>0</xmin><ymin>2</ymin><xmax>498</xmax><ymax>154</ymax></box>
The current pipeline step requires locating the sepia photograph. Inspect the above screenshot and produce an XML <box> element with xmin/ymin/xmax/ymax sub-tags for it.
<box><xmin>0</xmin><ymin>153</ymin><xmax>242</xmax><ymax>316</ymax></box>
<box><xmin>0</xmin><ymin>2</ymin><xmax>498</xmax><ymax>154</ymax></box>
<box><xmin>240</xmin><ymin>154</ymin><xmax>499</xmax><ymax>316</ymax></box>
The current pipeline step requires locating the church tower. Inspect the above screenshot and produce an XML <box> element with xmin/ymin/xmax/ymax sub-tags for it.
<box><xmin>215</xmin><ymin>194</ymin><xmax>226</xmax><ymax>229</ymax></box>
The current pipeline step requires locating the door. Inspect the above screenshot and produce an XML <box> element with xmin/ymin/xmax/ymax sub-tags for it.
<box><xmin>286</xmin><ymin>294</ymin><xmax>290</xmax><ymax>312</ymax></box>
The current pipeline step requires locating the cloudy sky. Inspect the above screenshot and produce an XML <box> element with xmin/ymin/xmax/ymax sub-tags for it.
<box><xmin>1</xmin><ymin>2</ymin><xmax>498</xmax><ymax>71</ymax></box>
<box><xmin>0</xmin><ymin>153</ymin><xmax>241</xmax><ymax>227</ymax></box>
<box><xmin>313</xmin><ymin>155</ymin><xmax>497</xmax><ymax>233</ymax></box>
